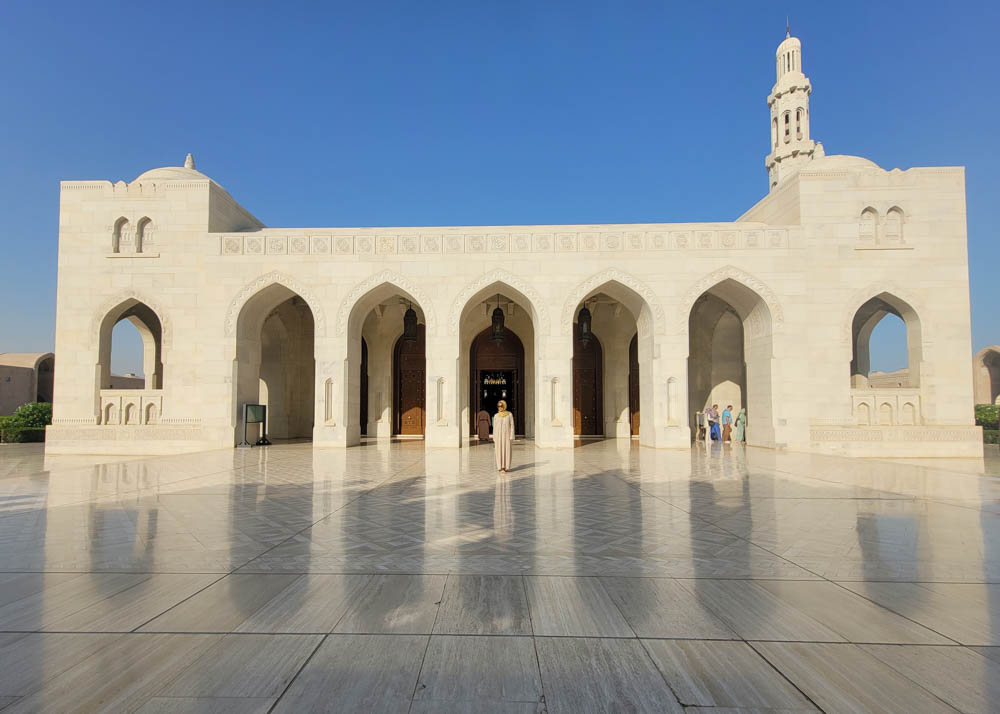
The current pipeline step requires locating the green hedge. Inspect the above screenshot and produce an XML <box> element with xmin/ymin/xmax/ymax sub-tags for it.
<box><xmin>985</xmin><ymin>429</ymin><xmax>999</xmax><ymax>445</ymax></box>
<box><xmin>976</xmin><ymin>404</ymin><xmax>999</xmax><ymax>430</ymax></box>
<box><xmin>0</xmin><ymin>402</ymin><xmax>52</xmax><ymax>443</ymax></box>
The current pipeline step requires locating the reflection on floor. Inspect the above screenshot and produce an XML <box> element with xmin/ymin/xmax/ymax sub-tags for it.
<box><xmin>0</xmin><ymin>440</ymin><xmax>997</xmax><ymax>712</ymax></box>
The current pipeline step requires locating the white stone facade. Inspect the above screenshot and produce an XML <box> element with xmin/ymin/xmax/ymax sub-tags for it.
<box><xmin>46</xmin><ymin>33</ymin><xmax>982</xmax><ymax>457</ymax></box>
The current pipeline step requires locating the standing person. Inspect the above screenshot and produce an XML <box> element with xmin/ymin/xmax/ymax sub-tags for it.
<box><xmin>493</xmin><ymin>400</ymin><xmax>514</xmax><ymax>473</ymax></box>
<box><xmin>708</xmin><ymin>404</ymin><xmax>721</xmax><ymax>441</ymax></box>
<box><xmin>733</xmin><ymin>407</ymin><xmax>747</xmax><ymax>443</ymax></box>
<box><xmin>722</xmin><ymin>405</ymin><xmax>733</xmax><ymax>443</ymax></box>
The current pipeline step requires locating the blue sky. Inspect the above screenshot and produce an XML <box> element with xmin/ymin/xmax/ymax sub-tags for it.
<box><xmin>1</xmin><ymin>1</ymin><xmax>997</xmax><ymax>376</ymax></box>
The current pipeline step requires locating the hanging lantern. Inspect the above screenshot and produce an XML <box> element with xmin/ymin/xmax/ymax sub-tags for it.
<box><xmin>402</xmin><ymin>302</ymin><xmax>418</xmax><ymax>342</ymax></box>
<box><xmin>491</xmin><ymin>294</ymin><xmax>505</xmax><ymax>343</ymax></box>
<box><xmin>578</xmin><ymin>304</ymin><xmax>593</xmax><ymax>345</ymax></box>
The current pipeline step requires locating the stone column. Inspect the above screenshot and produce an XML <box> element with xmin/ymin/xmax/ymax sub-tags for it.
<box><xmin>535</xmin><ymin>332</ymin><xmax>574</xmax><ymax>448</ymax></box>
<box><xmin>424</xmin><ymin>332</ymin><xmax>461</xmax><ymax>448</ymax></box>
<box><xmin>312</xmin><ymin>335</ymin><xmax>350</xmax><ymax>447</ymax></box>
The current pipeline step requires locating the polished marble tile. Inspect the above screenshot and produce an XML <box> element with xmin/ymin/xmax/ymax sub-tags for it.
<box><xmin>334</xmin><ymin>574</ymin><xmax>446</xmax><ymax>634</ymax></box>
<box><xmin>433</xmin><ymin>575</ymin><xmax>531</xmax><ymax>635</ymax></box>
<box><xmin>860</xmin><ymin>644</ymin><xmax>1000</xmax><ymax>713</ymax></box>
<box><xmin>156</xmin><ymin>633</ymin><xmax>321</xmax><ymax>698</ymax></box>
<box><xmin>601</xmin><ymin>577</ymin><xmax>738</xmax><ymax>639</ymax></box>
<box><xmin>674</xmin><ymin>579</ymin><xmax>845</xmax><ymax>642</ymax></box>
<box><xmin>413</xmin><ymin>635</ymin><xmax>542</xmax><ymax>709</ymax></box>
<box><xmin>1</xmin><ymin>441</ymin><xmax>998</xmax><ymax>711</ymax></box>
<box><xmin>642</xmin><ymin>640</ymin><xmax>814</xmax><ymax>710</ymax></box>
<box><xmin>270</xmin><ymin>634</ymin><xmax>426</xmax><ymax>713</ymax></box>
<box><xmin>137</xmin><ymin>698</ymin><xmax>275</xmax><ymax>714</ymax></box>
<box><xmin>752</xmin><ymin>642</ymin><xmax>958</xmax><ymax>714</ymax></box>
<box><xmin>4</xmin><ymin>634</ymin><xmax>220</xmax><ymax>713</ymax></box>
<box><xmin>233</xmin><ymin>574</ymin><xmax>371</xmax><ymax>633</ymax></box>
<box><xmin>535</xmin><ymin>637</ymin><xmax>683</xmax><ymax>714</ymax></box>
<box><xmin>139</xmin><ymin>573</ymin><xmax>300</xmax><ymax>633</ymax></box>
<box><xmin>523</xmin><ymin>576</ymin><xmax>633</xmax><ymax>637</ymax></box>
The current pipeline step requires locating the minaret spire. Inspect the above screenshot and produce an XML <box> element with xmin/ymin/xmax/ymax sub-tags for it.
<box><xmin>764</xmin><ymin>28</ymin><xmax>819</xmax><ymax>191</ymax></box>
<box><xmin>184</xmin><ymin>153</ymin><xmax>195</xmax><ymax>170</ymax></box>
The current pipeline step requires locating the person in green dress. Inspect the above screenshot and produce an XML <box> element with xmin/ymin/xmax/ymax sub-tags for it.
<box><xmin>733</xmin><ymin>407</ymin><xmax>747</xmax><ymax>443</ymax></box>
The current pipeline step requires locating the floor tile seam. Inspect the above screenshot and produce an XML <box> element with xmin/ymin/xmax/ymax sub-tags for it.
<box><xmin>127</xmin><ymin>572</ymin><xmax>231</xmax><ymax>633</ymax></box>
<box><xmin>751</xmin><ymin>639</ymin><xmax>966</xmax><ymax>714</ymax></box>
<box><xmin>0</xmin><ymin>571</ymin><xmax>157</xmax><ymax>631</ymax></box>
<box><xmin>264</xmin><ymin>632</ymin><xmax>329</xmax><ymax>714</ymax></box>
<box><xmin>740</xmin><ymin>639</ymin><xmax>834</xmax><ymax>714</ymax></box>
<box><xmin>635</xmin><ymin>636</ymin><xmax>688</xmax><ymax>708</ymax></box>
<box><xmin>228</xmin><ymin>469</ymin><xmax>408</xmax><ymax>573</ymax></box>
<box><xmin>824</xmin><ymin>580</ymin><xmax>965</xmax><ymax>646</ymax></box>
<box><xmin>405</xmin><ymin>627</ymin><xmax>436</xmax><ymax>712</ymax></box>
<box><xmin>631</xmin><ymin>484</ymin><xmax>834</xmax><ymax>585</ymax></box>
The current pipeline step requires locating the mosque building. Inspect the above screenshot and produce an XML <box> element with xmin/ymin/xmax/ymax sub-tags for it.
<box><xmin>46</xmin><ymin>30</ymin><xmax>982</xmax><ymax>456</ymax></box>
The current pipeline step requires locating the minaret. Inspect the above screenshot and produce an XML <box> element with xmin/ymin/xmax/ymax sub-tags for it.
<box><xmin>765</xmin><ymin>25</ymin><xmax>820</xmax><ymax>190</ymax></box>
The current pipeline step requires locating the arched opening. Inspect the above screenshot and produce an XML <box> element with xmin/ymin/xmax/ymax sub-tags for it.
<box><xmin>112</xmin><ymin>217</ymin><xmax>129</xmax><ymax>254</ymax></box>
<box><xmin>36</xmin><ymin>355</ymin><xmax>54</xmax><ymax>402</ymax></box>
<box><xmin>572</xmin><ymin>323</ymin><xmax>603</xmax><ymax>436</ymax></box>
<box><xmin>459</xmin><ymin>284</ymin><xmax>539</xmax><ymax>439</ymax></box>
<box><xmin>470</xmin><ymin>325</ymin><xmax>526</xmax><ymax>436</ymax></box>
<box><xmin>850</xmin><ymin>293</ymin><xmax>922</xmax><ymax>389</ymax></box>
<box><xmin>136</xmin><ymin>217</ymin><xmax>153</xmax><ymax>254</ymax></box>
<box><xmin>98</xmin><ymin>298</ymin><xmax>163</xmax><ymax>391</ymax></box>
<box><xmin>687</xmin><ymin>278</ymin><xmax>774</xmax><ymax>446</ymax></box>
<box><xmin>360</xmin><ymin>338</ymin><xmax>368</xmax><ymax>436</ymax></box>
<box><xmin>974</xmin><ymin>347</ymin><xmax>1000</xmax><ymax>405</ymax></box>
<box><xmin>860</xmin><ymin>207</ymin><xmax>878</xmax><ymax>242</ymax></box>
<box><xmin>567</xmin><ymin>279</ymin><xmax>654</xmax><ymax>440</ymax></box>
<box><xmin>885</xmin><ymin>206</ymin><xmax>904</xmax><ymax>244</ymax></box>
<box><xmin>393</xmin><ymin>324</ymin><xmax>426</xmax><ymax>435</ymax></box>
<box><xmin>345</xmin><ymin>283</ymin><xmax>427</xmax><ymax>441</ymax></box>
<box><xmin>234</xmin><ymin>284</ymin><xmax>315</xmax><ymax>443</ymax></box>
<box><xmin>629</xmin><ymin>334</ymin><xmax>639</xmax><ymax>436</ymax></box>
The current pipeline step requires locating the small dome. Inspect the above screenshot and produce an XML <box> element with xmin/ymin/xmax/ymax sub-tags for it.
<box><xmin>806</xmin><ymin>154</ymin><xmax>881</xmax><ymax>170</ymax></box>
<box><xmin>132</xmin><ymin>154</ymin><xmax>211</xmax><ymax>183</ymax></box>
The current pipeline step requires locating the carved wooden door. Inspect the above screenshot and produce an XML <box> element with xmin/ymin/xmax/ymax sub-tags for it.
<box><xmin>394</xmin><ymin>325</ymin><xmax>425</xmax><ymax>435</ymax></box>
<box><xmin>572</xmin><ymin>324</ymin><xmax>603</xmax><ymax>436</ymax></box>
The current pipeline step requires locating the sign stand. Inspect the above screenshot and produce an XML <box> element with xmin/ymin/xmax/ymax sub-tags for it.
<box><xmin>237</xmin><ymin>404</ymin><xmax>270</xmax><ymax>448</ymax></box>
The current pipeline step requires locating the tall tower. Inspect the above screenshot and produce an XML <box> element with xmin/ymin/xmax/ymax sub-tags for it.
<box><xmin>765</xmin><ymin>26</ymin><xmax>821</xmax><ymax>190</ymax></box>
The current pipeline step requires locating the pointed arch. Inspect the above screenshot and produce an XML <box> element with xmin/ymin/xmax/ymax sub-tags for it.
<box><xmin>95</xmin><ymin>294</ymin><xmax>166</xmax><ymax>390</ymax></box>
<box><xmin>336</xmin><ymin>270</ymin><xmax>437</xmax><ymax>337</ymax></box>
<box><xmin>225</xmin><ymin>271</ymin><xmax>326</xmax><ymax>337</ymax></box>
<box><xmin>112</xmin><ymin>217</ymin><xmax>129</xmax><ymax>253</ymax></box>
<box><xmin>449</xmin><ymin>269</ymin><xmax>550</xmax><ymax>336</ymax></box>
<box><xmin>91</xmin><ymin>289</ymin><xmax>172</xmax><ymax>349</ymax></box>
<box><xmin>560</xmin><ymin>269</ymin><xmax>666</xmax><ymax>336</ymax></box>
<box><xmin>677</xmin><ymin>266</ymin><xmax>784</xmax><ymax>335</ymax></box>
<box><xmin>845</xmin><ymin>286</ymin><xmax>925</xmax><ymax>388</ymax></box>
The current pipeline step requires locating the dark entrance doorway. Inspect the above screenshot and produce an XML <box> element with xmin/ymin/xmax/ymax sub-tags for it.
<box><xmin>470</xmin><ymin>326</ymin><xmax>525</xmax><ymax>435</ymax></box>
<box><xmin>360</xmin><ymin>337</ymin><xmax>368</xmax><ymax>436</ymax></box>
<box><xmin>393</xmin><ymin>324</ymin><xmax>425</xmax><ymax>435</ymax></box>
<box><xmin>629</xmin><ymin>333</ymin><xmax>639</xmax><ymax>435</ymax></box>
<box><xmin>572</xmin><ymin>323</ymin><xmax>603</xmax><ymax>436</ymax></box>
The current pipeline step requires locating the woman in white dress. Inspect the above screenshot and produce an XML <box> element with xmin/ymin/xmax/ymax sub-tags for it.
<box><xmin>493</xmin><ymin>400</ymin><xmax>514</xmax><ymax>473</ymax></box>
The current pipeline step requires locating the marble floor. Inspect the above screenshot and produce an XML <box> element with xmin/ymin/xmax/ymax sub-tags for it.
<box><xmin>0</xmin><ymin>440</ymin><xmax>998</xmax><ymax>712</ymax></box>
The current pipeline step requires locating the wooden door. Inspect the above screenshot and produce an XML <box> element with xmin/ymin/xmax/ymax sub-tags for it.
<box><xmin>394</xmin><ymin>325</ymin><xmax>425</xmax><ymax>435</ymax></box>
<box><xmin>572</xmin><ymin>324</ymin><xmax>603</xmax><ymax>436</ymax></box>
<box><xmin>470</xmin><ymin>326</ymin><xmax>525</xmax><ymax>435</ymax></box>
<box><xmin>629</xmin><ymin>333</ymin><xmax>639</xmax><ymax>435</ymax></box>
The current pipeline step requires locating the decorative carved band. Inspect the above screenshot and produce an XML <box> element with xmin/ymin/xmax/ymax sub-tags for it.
<box><xmin>335</xmin><ymin>270</ymin><xmax>438</xmax><ymax>337</ymax></box>
<box><xmin>224</xmin><ymin>271</ymin><xmax>327</xmax><ymax>337</ymax></box>
<box><xmin>448</xmin><ymin>269</ymin><xmax>551</xmax><ymax>336</ymax></box>
<box><xmin>560</xmin><ymin>269</ymin><xmax>667</xmax><ymax>336</ymax></box>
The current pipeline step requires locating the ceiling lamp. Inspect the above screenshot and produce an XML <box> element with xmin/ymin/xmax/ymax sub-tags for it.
<box><xmin>578</xmin><ymin>304</ymin><xmax>593</xmax><ymax>345</ymax></box>
<box><xmin>402</xmin><ymin>302</ymin><xmax>418</xmax><ymax>342</ymax></box>
<box><xmin>491</xmin><ymin>294</ymin><xmax>505</xmax><ymax>343</ymax></box>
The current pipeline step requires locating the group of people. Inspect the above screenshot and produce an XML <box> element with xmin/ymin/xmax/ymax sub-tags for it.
<box><xmin>705</xmin><ymin>403</ymin><xmax>746</xmax><ymax>443</ymax></box>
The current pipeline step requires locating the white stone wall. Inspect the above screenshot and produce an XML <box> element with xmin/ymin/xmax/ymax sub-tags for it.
<box><xmin>45</xmin><ymin>158</ymin><xmax>983</xmax><ymax>457</ymax></box>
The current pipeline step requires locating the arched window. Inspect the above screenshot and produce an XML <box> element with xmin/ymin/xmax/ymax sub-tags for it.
<box><xmin>795</xmin><ymin>108</ymin><xmax>803</xmax><ymax>139</ymax></box>
<box><xmin>136</xmin><ymin>217</ymin><xmax>153</xmax><ymax>254</ymax></box>
<box><xmin>850</xmin><ymin>293</ymin><xmax>922</xmax><ymax>389</ymax></box>
<box><xmin>859</xmin><ymin>207</ymin><xmax>878</xmax><ymax>242</ymax></box>
<box><xmin>783</xmin><ymin>112</ymin><xmax>790</xmax><ymax>143</ymax></box>
<box><xmin>98</xmin><ymin>299</ymin><xmax>164</xmax><ymax>391</ymax></box>
<box><xmin>885</xmin><ymin>207</ymin><xmax>903</xmax><ymax>243</ymax></box>
<box><xmin>772</xmin><ymin>118</ymin><xmax>778</xmax><ymax>148</ymax></box>
<box><xmin>145</xmin><ymin>403</ymin><xmax>158</xmax><ymax>425</ymax></box>
<box><xmin>112</xmin><ymin>217</ymin><xmax>130</xmax><ymax>254</ymax></box>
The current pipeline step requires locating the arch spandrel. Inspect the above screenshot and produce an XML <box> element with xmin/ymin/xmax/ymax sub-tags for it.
<box><xmin>336</xmin><ymin>270</ymin><xmax>437</xmax><ymax>337</ymax></box>
<box><xmin>91</xmin><ymin>290</ymin><xmax>172</xmax><ymax>348</ymax></box>
<box><xmin>449</xmin><ymin>269</ymin><xmax>550</xmax><ymax>336</ymax></box>
<box><xmin>677</xmin><ymin>266</ymin><xmax>784</xmax><ymax>335</ymax></box>
<box><xmin>560</xmin><ymin>269</ymin><xmax>666</xmax><ymax>336</ymax></box>
<box><xmin>225</xmin><ymin>271</ymin><xmax>326</xmax><ymax>337</ymax></box>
